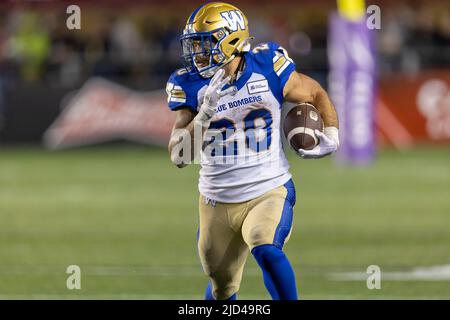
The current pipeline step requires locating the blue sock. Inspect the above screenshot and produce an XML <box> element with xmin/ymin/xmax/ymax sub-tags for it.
<box><xmin>204</xmin><ymin>282</ymin><xmax>237</xmax><ymax>300</ymax></box>
<box><xmin>204</xmin><ymin>282</ymin><xmax>215</xmax><ymax>300</ymax></box>
<box><xmin>252</xmin><ymin>244</ymin><xmax>298</xmax><ymax>300</ymax></box>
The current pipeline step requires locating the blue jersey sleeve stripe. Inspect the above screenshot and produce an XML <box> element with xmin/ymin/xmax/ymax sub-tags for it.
<box><xmin>168</xmin><ymin>101</ymin><xmax>194</xmax><ymax>111</ymax></box>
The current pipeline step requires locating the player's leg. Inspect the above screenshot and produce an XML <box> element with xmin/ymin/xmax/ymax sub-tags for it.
<box><xmin>241</xmin><ymin>179</ymin><xmax>298</xmax><ymax>300</ymax></box>
<box><xmin>198</xmin><ymin>195</ymin><xmax>249</xmax><ymax>300</ymax></box>
<box><xmin>251</xmin><ymin>244</ymin><xmax>297</xmax><ymax>300</ymax></box>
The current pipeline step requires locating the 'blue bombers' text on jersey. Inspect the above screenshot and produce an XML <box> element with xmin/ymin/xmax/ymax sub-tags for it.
<box><xmin>166</xmin><ymin>42</ymin><xmax>296</xmax><ymax>203</ymax></box>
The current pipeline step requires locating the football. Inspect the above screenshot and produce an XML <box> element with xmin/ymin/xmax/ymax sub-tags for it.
<box><xmin>283</xmin><ymin>103</ymin><xmax>324</xmax><ymax>151</ymax></box>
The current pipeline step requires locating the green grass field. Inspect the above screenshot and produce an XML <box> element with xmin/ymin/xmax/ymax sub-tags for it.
<box><xmin>0</xmin><ymin>145</ymin><xmax>449</xmax><ymax>299</ymax></box>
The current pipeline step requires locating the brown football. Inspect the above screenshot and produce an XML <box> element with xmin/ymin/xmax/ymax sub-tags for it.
<box><xmin>283</xmin><ymin>103</ymin><xmax>324</xmax><ymax>151</ymax></box>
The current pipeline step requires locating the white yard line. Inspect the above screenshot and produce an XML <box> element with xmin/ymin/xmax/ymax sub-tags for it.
<box><xmin>329</xmin><ymin>264</ymin><xmax>450</xmax><ymax>281</ymax></box>
<box><xmin>2</xmin><ymin>264</ymin><xmax>450</xmax><ymax>281</ymax></box>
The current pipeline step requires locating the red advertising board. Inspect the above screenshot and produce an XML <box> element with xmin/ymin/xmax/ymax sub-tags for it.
<box><xmin>44</xmin><ymin>78</ymin><xmax>175</xmax><ymax>149</ymax></box>
<box><xmin>377</xmin><ymin>71</ymin><xmax>450</xmax><ymax>148</ymax></box>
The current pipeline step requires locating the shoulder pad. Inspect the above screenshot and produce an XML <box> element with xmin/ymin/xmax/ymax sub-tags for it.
<box><xmin>251</xmin><ymin>42</ymin><xmax>295</xmax><ymax>76</ymax></box>
<box><xmin>249</xmin><ymin>42</ymin><xmax>296</xmax><ymax>103</ymax></box>
<box><xmin>166</xmin><ymin>68</ymin><xmax>208</xmax><ymax>112</ymax></box>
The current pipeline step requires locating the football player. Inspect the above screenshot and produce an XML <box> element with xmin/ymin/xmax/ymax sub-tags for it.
<box><xmin>166</xmin><ymin>2</ymin><xmax>339</xmax><ymax>300</ymax></box>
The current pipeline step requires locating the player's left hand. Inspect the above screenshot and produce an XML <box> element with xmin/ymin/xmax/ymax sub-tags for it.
<box><xmin>297</xmin><ymin>127</ymin><xmax>339</xmax><ymax>159</ymax></box>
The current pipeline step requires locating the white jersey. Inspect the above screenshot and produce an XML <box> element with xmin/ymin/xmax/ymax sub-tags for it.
<box><xmin>166</xmin><ymin>42</ymin><xmax>296</xmax><ymax>203</ymax></box>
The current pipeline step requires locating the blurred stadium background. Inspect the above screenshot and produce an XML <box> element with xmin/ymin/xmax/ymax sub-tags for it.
<box><xmin>0</xmin><ymin>0</ymin><xmax>449</xmax><ymax>299</ymax></box>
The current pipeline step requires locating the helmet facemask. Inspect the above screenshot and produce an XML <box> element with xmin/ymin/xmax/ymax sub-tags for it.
<box><xmin>180</xmin><ymin>27</ymin><xmax>229</xmax><ymax>78</ymax></box>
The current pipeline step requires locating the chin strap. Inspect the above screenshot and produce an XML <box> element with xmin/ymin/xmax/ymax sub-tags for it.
<box><xmin>229</xmin><ymin>55</ymin><xmax>246</xmax><ymax>83</ymax></box>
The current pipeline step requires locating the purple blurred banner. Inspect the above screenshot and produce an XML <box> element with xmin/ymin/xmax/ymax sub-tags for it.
<box><xmin>327</xmin><ymin>12</ymin><xmax>376</xmax><ymax>165</ymax></box>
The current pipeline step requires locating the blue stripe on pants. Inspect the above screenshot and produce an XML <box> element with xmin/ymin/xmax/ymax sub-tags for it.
<box><xmin>273</xmin><ymin>179</ymin><xmax>296</xmax><ymax>249</ymax></box>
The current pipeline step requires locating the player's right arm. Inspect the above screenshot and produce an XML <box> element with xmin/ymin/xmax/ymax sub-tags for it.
<box><xmin>167</xmin><ymin>69</ymin><xmax>235</xmax><ymax>168</ymax></box>
<box><xmin>168</xmin><ymin>108</ymin><xmax>203</xmax><ymax>168</ymax></box>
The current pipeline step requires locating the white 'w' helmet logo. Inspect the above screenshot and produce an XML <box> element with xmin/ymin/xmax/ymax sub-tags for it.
<box><xmin>220</xmin><ymin>10</ymin><xmax>245</xmax><ymax>32</ymax></box>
